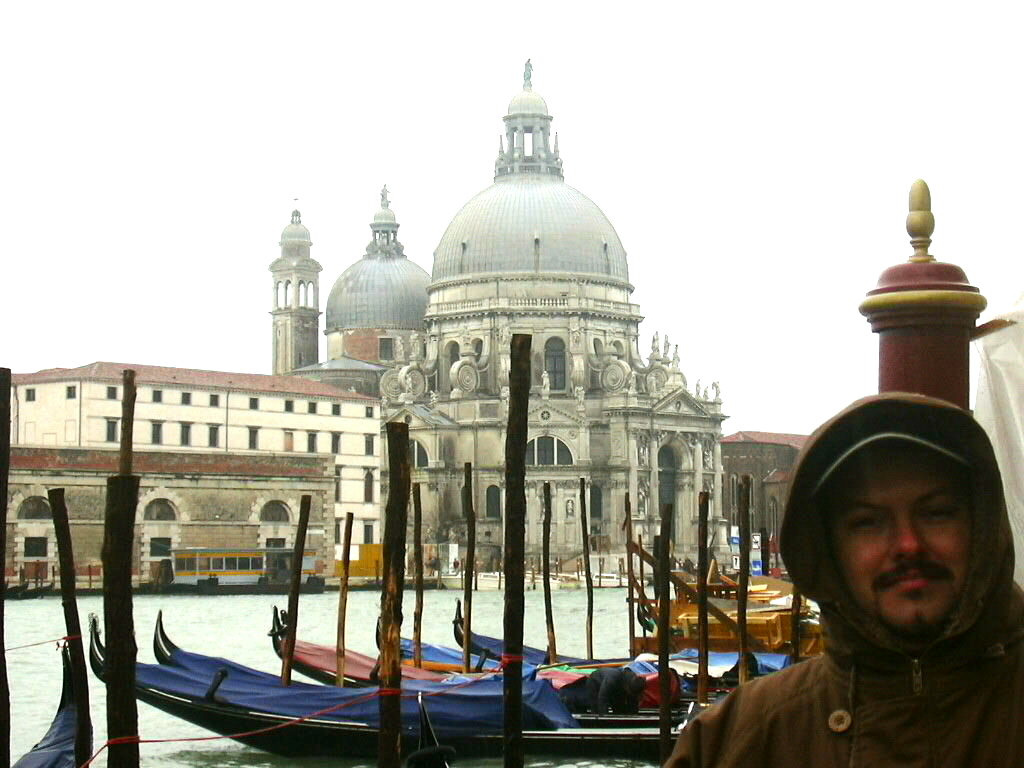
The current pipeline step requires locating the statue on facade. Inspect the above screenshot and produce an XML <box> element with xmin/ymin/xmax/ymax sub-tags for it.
<box><xmin>429</xmin><ymin>390</ymin><xmax>439</xmax><ymax>409</ymax></box>
<box><xmin>395</xmin><ymin>335</ymin><xmax>405</xmax><ymax>361</ymax></box>
<box><xmin>574</xmin><ymin>385</ymin><xmax>585</xmax><ymax>408</ymax></box>
<box><xmin>712</xmin><ymin>381</ymin><xmax>721</xmax><ymax>401</ymax></box>
<box><xmin>672</xmin><ymin>344</ymin><xmax>680</xmax><ymax>369</ymax></box>
<box><xmin>565</xmin><ymin>498</ymin><xmax>575</xmax><ymax>518</ymax></box>
<box><xmin>524</xmin><ymin>58</ymin><xmax>533</xmax><ymax>88</ymax></box>
<box><xmin>541</xmin><ymin>370</ymin><xmax>551</xmax><ymax>399</ymax></box>
<box><xmin>637</xmin><ymin>435</ymin><xmax>649</xmax><ymax>467</ymax></box>
<box><xmin>663</xmin><ymin>334</ymin><xmax>671</xmax><ymax>359</ymax></box>
<box><xmin>380</xmin><ymin>185</ymin><xmax>390</xmax><ymax>209</ymax></box>
<box><xmin>651</xmin><ymin>332</ymin><xmax>660</xmax><ymax>358</ymax></box>
<box><xmin>694</xmin><ymin>379</ymin><xmax>701</xmax><ymax>398</ymax></box>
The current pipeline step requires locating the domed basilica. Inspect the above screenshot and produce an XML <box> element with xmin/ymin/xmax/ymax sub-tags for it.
<box><xmin>270</xmin><ymin>64</ymin><xmax>728</xmax><ymax>565</ymax></box>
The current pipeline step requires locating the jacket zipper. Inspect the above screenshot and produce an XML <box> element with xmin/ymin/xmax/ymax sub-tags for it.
<box><xmin>911</xmin><ymin>658</ymin><xmax>923</xmax><ymax>694</ymax></box>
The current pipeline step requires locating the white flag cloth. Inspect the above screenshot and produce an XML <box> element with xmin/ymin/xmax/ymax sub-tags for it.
<box><xmin>974</xmin><ymin>302</ymin><xmax>1024</xmax><ymax>586</ymax></box>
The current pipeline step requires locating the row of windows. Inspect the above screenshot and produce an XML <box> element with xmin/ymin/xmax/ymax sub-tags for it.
<box><xmin>335</xmin><ymin>519</ymin><xmax>376</xmax><ymax>545</ymax></box>
<box><xmin>22</xmin><ymin>387</ymin><xmax>372</xmax><ymax>419</ymax></box>
<box><xmin>17</xmin><ymin>497</ymin><xmax>306</xmax><ymax>526</ymax></box>
<box><xmin>106</xmin><ymin>420</ymin><xmax>376</xmax><ymax>454</ymax></box>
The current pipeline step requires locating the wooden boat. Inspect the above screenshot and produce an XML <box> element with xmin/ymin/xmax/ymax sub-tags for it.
<box><xmin>4</xmin><ymin>583</ymin><xmax>30</xmax><ymax>600</ymax></box>
<box><xmin>628</xmin><ymin>544</ymin><xmax>823</xmax><ymax>657</ymax></box>
<box><xmin>90</xmin><ymin>613</ymin><xmax>689</xmax><ymax>760</ymax></box>
<box><xmin>265</xmin><ymin>606</ymin><xmax>447</xmax><ymax>686</ymax></box>
<box><xmin>12</xmin><ymin>647</ymin><xmax>81</xmax><ymax>768</ymax></box>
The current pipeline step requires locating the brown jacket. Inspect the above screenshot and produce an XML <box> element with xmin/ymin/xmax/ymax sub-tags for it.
<box><xmin>666</xmin><ymin>394</ymin><xmax>1024</xmax><ymax>767</ymax></box>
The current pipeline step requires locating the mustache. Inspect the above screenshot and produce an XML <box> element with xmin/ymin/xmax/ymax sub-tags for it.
<box><xmin>874</xmin><ymin>560</ymin><xmax>953</xmax><ymax>590</ymax></box>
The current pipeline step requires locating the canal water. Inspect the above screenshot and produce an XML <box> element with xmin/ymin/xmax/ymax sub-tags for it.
<box><xmin>5</xmin><ymin>587</ymin><xmax>658</xmax><ymax>767</ymax></box>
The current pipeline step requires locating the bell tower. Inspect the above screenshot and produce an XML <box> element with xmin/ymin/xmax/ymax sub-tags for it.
<box><xmin>270</xmin><ymin>210</ymin><xmax>322</xmax><ymax>375</ymax></box>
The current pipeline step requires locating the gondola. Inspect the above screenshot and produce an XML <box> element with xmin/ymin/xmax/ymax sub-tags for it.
<box><xmin>12</xmin><ymin>647</ymin><xmax>82</xmax><ymax>768</ymax></box>
<box><xmin>90</xmin><ymin>613</ymin><xmax>689</xmax><ymax>760</ymax></box>
<box><xmin>452</xmin><ymin>599</ymin><xmax>628</xmax><ymax>667</ymax></box>
<box><xmin>265</xmin><ymin>606</ymin><xmax>447</xmax><ymax>686</ymax></box>
<box><xmin>4</xmin><ymin>583</ymin><xmax>29</xmax><ymax>599</ymax></box>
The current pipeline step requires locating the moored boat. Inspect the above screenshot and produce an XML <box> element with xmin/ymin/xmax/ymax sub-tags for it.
<box><xmin>12</xmin><ymin>647</ymin><xmax>81</xmax><ymax>768</ymax></box>
<box><xmin>90</xmin><ymin>613</ymin><xmax>693</xmax><ymax>760</ymax></box>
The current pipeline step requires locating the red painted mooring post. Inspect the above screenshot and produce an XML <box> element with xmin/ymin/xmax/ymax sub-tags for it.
<box><xmin>859</xmin><ymin>180</ymin><xmax>987</xmax><ymax>408</ymax></box>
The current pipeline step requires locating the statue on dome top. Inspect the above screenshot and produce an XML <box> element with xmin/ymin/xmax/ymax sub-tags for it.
<box><xmin>380</xmin><ymin>185</ymin><xmax>390</xmax><ymax>209</ymax></box>
<box><xmin>524</xmin><ymin>59</ymin><xmax>533</xmax><ymax>89</ymax></box>
<box><xmin>291</xmin><ymin>210</ymin><xmax>301</xmax><ymax>224</ymax></box>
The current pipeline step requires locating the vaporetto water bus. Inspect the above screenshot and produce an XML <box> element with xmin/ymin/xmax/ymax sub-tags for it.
<box><xmin>161</xmin><ymin>547</ymin><xmax>326</xmax><ymax>594</ymax></box>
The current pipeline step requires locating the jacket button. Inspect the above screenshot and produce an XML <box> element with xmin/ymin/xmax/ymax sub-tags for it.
<box><xmin>828</xmin><ymin>710</ymin><xmax>852</xmax><ymax>733</ymax></box>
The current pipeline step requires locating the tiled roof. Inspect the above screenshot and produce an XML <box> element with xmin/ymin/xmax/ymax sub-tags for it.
<box><xmin>721</xmin><ymin>431</ymin><xmax>808</xmax><ymax>450</ymax></box>
<box><xmin>13</xmin><ymin>361</ymin><xmax>376</xmax><ymax>400</ymax></box>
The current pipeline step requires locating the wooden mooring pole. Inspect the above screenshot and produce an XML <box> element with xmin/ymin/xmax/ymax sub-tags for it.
<box><xmin>738</xmin><ymin>475</ymin><xmax>752</xmax><ymax>684</ymax></box>
<box><xmin>791</xmin><ymin>588</ymin><xmax>803</xmax><ymax>664</ymax></box>
<box><xmin>461</xmin><ymin>462</ymin><xmax>475</xmax><ymax>673</ymax></box>
<box><xmin>378</xmin><ymin>422</ymin><xmax>411</xmax><ymax>768</ymax></box>
<box><xmin>0</xmin><ymin>367</ymin><xmax>10</xmax><ymax>768</ymax></box>
<box><xmin>503</xmin><ymin>333</ymin><xmax>531</xmax><ymax>768</ymax></box>
<box><xmin>50</xmin><ymin>488</ymin><xmax>93</xmax><ymax>765</ymax></box>
<box><xmin>579</xmin><ymin>477</ymin><xmax>594</xmax><ymax>660</ymax></box>
<box><xmin>335</xmin><ymin>511</ymin><xmax>354</xmax><ymax>686</ymax></box>
<box><xmin>657</xmin><ymin>505</ymin><xmax>673</xmax><ymax>764</ymax></box>
<box><xmin>280</xmin><ymin>494</ymin><xmax>312</xmax><ymax>685</ymax></box>
<box><xmin>623</xmin><ymin>492</ymin><xmax>636</xmax><ymax>658</ymax></box>
<box><xmin>103</xmin><ymin>368</ymin><xmax>140</xmax><ymax>768</ymax></box>
<box><xmin>542</xmin><ymin>482</ymin><xmax>557</xmax><ymax>664</ymax></box>
<box><xmin>696</xmin><ymin>490</ymin><xmax>710</xmax><ymax>705</ymax></box>
<box><xmin>412</xmin><ymin>483</ymin><xmax>424</xmax><ymax>668</ymax></box>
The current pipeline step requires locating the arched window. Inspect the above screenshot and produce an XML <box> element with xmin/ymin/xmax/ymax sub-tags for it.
<box><xmin>276</xmin><ymin>281</ymin><xmax>284</xmax><ymax>308</ymax></box>
<box><xmin>412</xmin><ymin>441</ymin><xmax>429</xmax><ymax>468</ymax></box>
<box><xmin>447</xmin><ymin>341</ymin><xmax>461</xmax><ymax>367</ymax></box>
<box><xmin>544</xmin><ymin>337</ymin><xmax>566</xmax><ymax>390</ymax></box>
<box><xmin>284</xmin><ymin>281</ymin><xmax>292</xmax><ymax>306</ymax></box>
<box><xmin>17</xmin><ymin>496</ymin><xmax>51</xmax><ymax>519</ymax></box>
<box><xmin>260</xmin><ymin>500</ymin><xmax>290</xmax><ymax>523</ymax></box>
<box><xmin>473</xmin><ymin>339</ymin><xmax>483</xmax><ymax>358</ymax></box>
<box><xmin>144</xmin><ymin>498</ymin><xmax>176</xmax><ymax>521</ymax></box>
<box><xmin>590</xmin><ymin>485</ymin><xmax>603</xmax><ymax>520</ymax></box>
<box><xmin>485</xmin><ymin>485</ymin><xmax>501</xmax><ymax>519</ymax></box>
<box><xmin>525</xmin><ymin>436</ymin><xmax>573</xmax><ymax>466</ymax></box>
<box><xmin>298</xmin><ymin>281</ymin><xmax>306</xmax><ymax>307</ymax></box>
<box><xmin>364</xmin><ymin>470</ymin><xmax>375</xmax><ymax>503</ymax></box>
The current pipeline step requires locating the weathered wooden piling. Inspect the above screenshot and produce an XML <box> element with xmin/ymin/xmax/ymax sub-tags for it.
<box><xmin>503</xmin><ymin>333</ymin><xmax>531</xmax><ymax>768</ymax></box>
<box><xmin>637</xmin><ymin>533</ymin><xmax>647</xmax><ymax>642</ymax></box>
<box><xmin>790</xmin><ymin>588</ymin><xmax>803</xmax><ymax>664</ymax></box>
<box><xmin>1</xmin><ymin>367</ymin><xmax>10</xmax><ymax>768</ymax></box>
<box><xmin>49</xmin><ymin>488</ymin><xmax>93</xmax><ymax>765</ymax></box>
<box><xmin>542</xmin><ymin>481</ymin><xmax>557</xmax><ymax>663</ymax></box>
<box><xmin>378</xmin><ymin>422</ymin><xmax>411</xmax><ymax>768</ymax></box>
<box><xmin>103</xmin><ymin>368</ymin><xmax>140</xmax><ymax>768</ymax></box>
<box><xmin>280</xmin><ymin>494</ymin><xmax>312</xmax><ymax>685</ymax></box>
<box><xmin>461</xmin><ymin>462</ymin><xmax>475</xmax><ymax>673</ymax></box>
<box><xmin>696</xmin><ymin>490</ymin><xmax>710</xmax><ymax>705</ymax></box>
<box><xmin>623</xmin><ymin>492</ymin><xmax>636</xmax><ymax>657</ymax></box>
<box><xmin>579</xmin><ymin>477</ymin><xmax>594</xmax><ymax>659</ymax></box>
<box><xmin>657</xmin><ymin>505</ymin><xmax>673</xmax><ymax>764</ymax></box>
<box><xmin>412</xmin><ymin>483</ymin><xmax>424</xmax><ymax>668</ymax></box>
<box><xmin>737</xmin><ymin>475</ymin><xmax>752</xmax><ymax>684</ymax></box>
<box><xmin>336</xmin><ymin>511</ymin><xmax>354</xmax><ymax>686</ymax></box>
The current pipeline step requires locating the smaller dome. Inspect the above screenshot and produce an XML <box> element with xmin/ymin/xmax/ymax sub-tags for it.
<box><xmin>507</xmin><ymin>88</ymin><xmax>549</xmax><ymax>117</ymax></box>
<box><xmin>280</xmin><ymin>210</ymin><xmax>311</xmax><ymax>244</ymax></box>
<box><xmin>373</xmin><ymin>207</ymin><xmax>397</xmax><ymax>225</ymax></box>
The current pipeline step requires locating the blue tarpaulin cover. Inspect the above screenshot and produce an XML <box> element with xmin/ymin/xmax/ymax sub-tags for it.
<box><xmin>138</xmin><ymin>645</ymin><xmax>578</xmax><ymax>738</ymax></box>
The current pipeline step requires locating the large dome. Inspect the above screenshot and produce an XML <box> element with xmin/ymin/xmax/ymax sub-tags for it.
<box><xmin>431</xmin><ymin>176</ymin><xmax>629</xmax><ymax>283</ymax></box>
<box><xmin>326</xmin><ymin>257</ymin><xmax>429</xmax><ymax>330</ymax></box>
<box><xmin>325</xmin><ymin>192</ymin><xmax>429</xmax><ymax>331</ymax></box>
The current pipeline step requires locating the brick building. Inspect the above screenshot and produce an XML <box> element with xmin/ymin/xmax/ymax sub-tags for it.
<box><xmin>5</xmin><ymin>362</ymin><xmax>380</xmax><ymax>582</ymax></box>
<box><xmin>720</xmin><ymin>431</ymin><xmax>808</xmax><ymax>571</ymax></box>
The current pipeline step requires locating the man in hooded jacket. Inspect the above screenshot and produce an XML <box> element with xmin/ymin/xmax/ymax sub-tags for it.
<box><xmin>664</xmin><ymin>392</ymin><xmax>1024</xmax><ymax>767</ymax></box>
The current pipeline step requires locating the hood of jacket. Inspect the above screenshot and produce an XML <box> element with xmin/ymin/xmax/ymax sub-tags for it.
<box><xmin>780</xmin><ymin>392</ymin><xmax>1020</xmax><ymax>662</ymax></box>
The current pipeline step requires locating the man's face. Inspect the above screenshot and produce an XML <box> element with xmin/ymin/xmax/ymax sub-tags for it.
<box><xmin>827</xmin><ymin>443</ymin><xmax>971</xmax><ymax>642</ymax></box>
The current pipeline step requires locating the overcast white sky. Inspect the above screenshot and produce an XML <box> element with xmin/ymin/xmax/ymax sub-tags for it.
<box><xmin>3</xmin><ymin>2</ymin><xmax>1022</xmax><ymax>435</ymax></box>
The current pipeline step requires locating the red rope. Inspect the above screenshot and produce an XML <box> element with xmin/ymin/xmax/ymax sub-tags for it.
<box><xmin>500</xmin><ymin>653</ymin><xmax>524</xmax><ymax>668</ymax></box>
<box><xmin>4</xmin><ymin>634</ymin><xmax>80</xmax><ymax>652</ymax></box>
